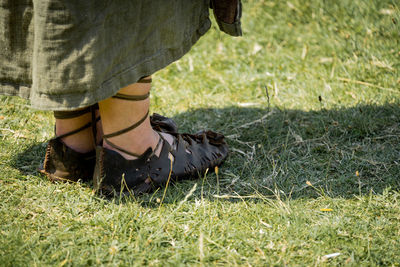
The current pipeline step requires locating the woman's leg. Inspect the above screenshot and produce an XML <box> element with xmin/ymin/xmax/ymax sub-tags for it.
<box><xmin>99</xmin><ymin>80</ymin><xmax>158</xmax><ymax>159</ymax></box>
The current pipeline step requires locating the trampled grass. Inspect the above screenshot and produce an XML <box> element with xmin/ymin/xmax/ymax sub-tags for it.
<box><xmin>1</xmin><ymin>0</ymin><xmax>399</xmax><ymax>265</ymax></box>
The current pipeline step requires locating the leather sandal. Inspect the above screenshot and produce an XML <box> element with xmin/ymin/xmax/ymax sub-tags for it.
<box><xmin>39</xmin><ymin>77</ymin><xmax>178</xmax><ymax>183</ymax></box>
<box><xmin>93</xmin><ymin>90</ymin><xmax>229</xmax><ymax>196</ymax></box>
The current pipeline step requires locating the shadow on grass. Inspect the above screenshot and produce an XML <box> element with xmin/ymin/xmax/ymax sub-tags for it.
<box><xmin>11</xmin><ymin>103</ymin><xmax>400</xmax><ymax>201</ymax></box>
<box><xmin>10</xmin><ymin>142</ymin><xmax>47</xmax><ymax>177</ymax></box>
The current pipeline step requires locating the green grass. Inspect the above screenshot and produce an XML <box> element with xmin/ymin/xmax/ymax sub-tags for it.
<box><xmin>1</xmin><ymin>0</ymin><xmax>400</xmax><ymax>265</ymax></box>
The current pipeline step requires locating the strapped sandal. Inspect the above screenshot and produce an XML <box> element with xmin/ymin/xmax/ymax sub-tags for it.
<box><xmin>40</xmin><ymin>77</ymin><xmax>178</xmax><ymax>183</ymax></box>
<box><xmin>93</xmin><ymin>91</ymin><xmax>229</xmax><ymax>196</ymax></box>
<box><xmin>39</xmin><ymin>105</ymin><xmax>99</xmax><ymax>182</ymax></box>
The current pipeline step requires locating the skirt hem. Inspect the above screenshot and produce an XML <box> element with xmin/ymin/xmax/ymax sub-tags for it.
<box><xmin>2</xmin><ymin>19</ymin><xmax>211</xmax><ymax>111</ymax></box>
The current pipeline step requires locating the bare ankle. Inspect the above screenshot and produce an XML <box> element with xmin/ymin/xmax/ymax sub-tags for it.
<box><xmin>60</xmin><ymin>131</ymin><xmax>95</xmax><ymax>153</ymax></box>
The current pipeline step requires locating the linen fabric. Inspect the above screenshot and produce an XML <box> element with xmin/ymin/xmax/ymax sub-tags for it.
<box><xmin>1</xmin><ymin>0</ymin><xmax>214</xmax><ymax>110</ymax></box>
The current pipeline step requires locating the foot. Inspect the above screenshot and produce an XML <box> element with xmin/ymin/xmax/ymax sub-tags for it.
<box><xmin>94</xmin><ymin>129</ymin><xmax>229</xmax><ymax>195</ymax></box>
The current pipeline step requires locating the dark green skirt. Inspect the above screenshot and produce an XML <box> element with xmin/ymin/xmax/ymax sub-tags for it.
<box><xmin>0</xmin><ymin>0</ymin><xmax>213</xmax><ymax>110</ymax></box>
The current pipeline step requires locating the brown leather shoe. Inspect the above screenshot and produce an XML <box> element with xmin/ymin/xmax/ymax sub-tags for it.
<box><xmin>94</xmin><ymin>130</ymin><xmax>229</xmax><ymax>196</ymax></box>
<box><xmin>40</xmin><ymin>138</ymin><xmax>96</xmax><ymax>182</ymax></box>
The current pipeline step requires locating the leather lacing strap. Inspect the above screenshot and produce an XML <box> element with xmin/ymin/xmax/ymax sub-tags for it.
<box><xmin>112</xmin><ymin>77</ymin><xmax>152</xmax><ymax>100</ymax></box>
<box><xmin>90</xmin><ymin>105</ymin><xmax>98</xmax><ymax>146</ymax></box>
<box><xmin>137</xmin><ymin>77</ymin><xmax>152</xmax><ymax>83</ymax></box>
<box><xmin>56</xmin><ymin>121</ymin><xmax>92</xmax><ymax>140</ymax></box>
<box><xmin>112</xmin><ymin>92</ymin><xmax>150</xmax><ymax>101</ymax></box>
<box><xmin>104</xmin><ymin>110</ymin><xmax>149</xmax><ymax>139</ymax></box>
<box><xmin>54</xmin><ymin>106</ymin><xmax>92</xmax><ymax>119</ymax></box>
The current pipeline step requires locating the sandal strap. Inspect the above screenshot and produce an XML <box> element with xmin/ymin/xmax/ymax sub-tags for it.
<box><xmin>112</xmin><ymin>77</ymin><xmax>151</xmax><ymax>100</ymax></box>
<box><xmin>112</xmin><ymin>92</ymin><xmax>150</xmax><ymax>101</ymax></box>
<box><xmin>104</xmin><ymin>131</ymin><xmax>163</xmax><ymax>158</ymax></box>
<box><xmin>56</xmin><ymin>116</ymin><xmax>100</xmax><ymax>140</ymax></box>
<box><xmin>53</xmin><ymin>106</ymin><xmax>92</xmax><ymax>119</ymax></box>
<box><xmin>90</xmin><ymin>105</ymin><xmax>98</xmax><ymax>146</ymax></box>
<box><xmin>103</xmin><ymin>110</ymin><xmax>149</xmax><ymax>139</ymax></box>
<box><xmin>137</xmin><ymin>77</ymin><xmax>152</xmax><ymax>83</ymax></box>
<box><xmin>56</xmin><ymin>121</ymin><xmax>92</xmax><ymax>140</ymax></box>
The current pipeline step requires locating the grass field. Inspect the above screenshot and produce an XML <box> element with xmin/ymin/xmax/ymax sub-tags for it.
<box><xmin>1</xmin><ymin>0</ymin><xmax>400</xmax><ymax>265</ymax></box>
